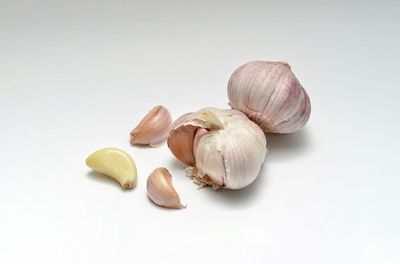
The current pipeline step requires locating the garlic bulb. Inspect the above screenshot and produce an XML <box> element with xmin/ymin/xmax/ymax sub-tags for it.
<box><xmin>168</xmin><ymin>108</ymin><xmax>267</xmax><ymax>190</ymax></box>
<box><xmin>130</xmin><ymin>105</ymin><xmax>172</xmax><ymax>146</ymax></box>
<box><xmin>227</xmin><ymin>61</ymin><xmax>311</xmax><ymax>133</ymax></box>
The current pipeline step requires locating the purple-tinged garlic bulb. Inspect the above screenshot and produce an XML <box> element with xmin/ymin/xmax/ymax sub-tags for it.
<box><xmin>227</xmin><ymin>61</ymin><xmax>311</xmax><ymax>133</ymax></box>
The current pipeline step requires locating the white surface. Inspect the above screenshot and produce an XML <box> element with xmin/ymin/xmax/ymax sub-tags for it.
<box><xmin>1</xmin><ymin>0</ymin><xmax>399</xmax><ymax>263</ymax></box>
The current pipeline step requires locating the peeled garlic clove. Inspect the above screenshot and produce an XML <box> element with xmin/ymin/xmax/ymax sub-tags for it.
<box><xmin>168</xmin><ymin>107</ymin><xmax>267</xmax><ymax>190</ymax></box>
<box><xmin>130</xmin><ymin>105</ymin><xmax>172</xmax><ymax>147</ymax></box>
<box><xmin>227</xmin><ymin>61</ymin><xmax>311</xmax><ymax>133</ymax></box>
<box><xmin>147</xmin><ymin>167</ymin><xmax>186</xmax><ymax>209</ymax></box>
<box><xmin>86</xmin><ymin>147</ymin><xmax>137</xmax><ymax>189</ymax></box>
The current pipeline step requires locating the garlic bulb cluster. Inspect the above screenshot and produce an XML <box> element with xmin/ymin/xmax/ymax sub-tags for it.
<box><xmin>168</xmin><ymin>108</ymin><xmax>267</xmax><ymax>189</ymax></box>
<box><xmin>228</xmin><ymin>61</ymin><xmax>311</xmax><ymax>133</ymax></box>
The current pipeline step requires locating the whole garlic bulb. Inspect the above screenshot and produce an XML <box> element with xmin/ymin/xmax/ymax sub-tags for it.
<box><xmin>227</xmin><ymin>61</ymin><xmax>311</xmax><ymax>133</ymax></box>
<box><xmin>168</xmin><ymin>107</ymin><xmax>267</xmax><ymax>190</ymax></box>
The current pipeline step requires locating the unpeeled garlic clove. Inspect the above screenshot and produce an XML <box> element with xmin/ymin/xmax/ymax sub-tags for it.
<box><xmin>147</xmin><ymin>167</ymin><xmax>186</xmax><ymax>209</ymax></box>
<box><xmin>227</xmin><ymin>61</ymin><xmax>311</xmax><ymax>133</ymax></box>
<box><xmin>130</xmin><ymin>105</ymin><xmax>172</xmax><ymax>147</ymax></box>
<box><xmin>86</xmin><ymin>147</ymin><xmax>137</xmax><ymax>189</ymax></box>
<box><xmin>192</xmin><ymin>128</ymin><xmax>208</xmax><ymax>156</ymax></box>
<box><xmin>167</xmin><ymin>125</ymin><xmax>197</xmax><ymax>166</ymax></box>
<box><xmin>167</xmin><ymin>112</ymin><xmax>205</xmax><ymax>166</ymax></box>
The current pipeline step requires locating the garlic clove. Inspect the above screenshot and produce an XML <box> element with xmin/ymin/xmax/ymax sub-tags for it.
<box><xmin>194</xmin><ymin>113</ymin><xmax>267</xmax><ymax>189</ymax></box>
<box><xmin>218</xmin><ymin>121</ymin><xmax>267</xmax><ymax>189</ymax></box>
<box><xmin>86</xmin><ymin>147</ymin><xmax>137</xmax><ymax>189</ymax></box>
<box><xmin>167</xmin><ymin>112</ymin><xmax>208</xmax><ymax>166</ymax></box>
<box><xmin>146</xmin><ymin>167</ymin><xmax>186</xmax><ymax>209</ymax></box>
<box><xmin>227</xmin><ymin>61</ymin><xmax>311</xmax><ymax>133</ymax></box>
<box><xmin>194</xmin><ymin>131</ymin><xmax>226</xmax><ymax>187</ymax></box>
<box><xmin>168</xmin><ymin>124</ymin><xmax>198</xmax><ymax>166</ymax></box>
<box><xmin>192</xmin><ymin>128</ymin><xmax>208</xmax><ymax>156</ymax></box>
<box><xmin>130</xmin><ymin>105</ymin><xmax>172</xmax><ymax>147</ymax></box>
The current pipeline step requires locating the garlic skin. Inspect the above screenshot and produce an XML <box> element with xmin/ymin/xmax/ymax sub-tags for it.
<box><xmin>227</xmin><ymin>61</ymin><xmax>311</xmax><ymax>133</ymax></box>
<box><xmin>147</xmin><ymin>167</ymin><xmax>186</xmax><ymax>209</ymax></box>
<box><xmin>86</xmin><ymin>148</ymin><xmax>137</xmax><ymax>189</ymax></box>
<box><xmin>168</xmin><ymin>108</ymin><xmax>267</xmax><ymax>190</ymax></box>
<box><xmin>130</xmin><ymin>105</ymin><xmax>172</xmax><ymax>147</ymax></box>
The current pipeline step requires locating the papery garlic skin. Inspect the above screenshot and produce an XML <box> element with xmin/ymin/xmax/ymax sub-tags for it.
<box><xmin>147</xmin><ymin>167</ymin><xmax>186</xmax><ymax>209</ymax></box>
<box><xmin>228</xmin><ymin>61</ymin><xmax>311</xmax><ymax>133</ymax></box>
<box><xmin>130</xmin><ymin>105</ymin><xmax>172</xmax><ymax>147</ymax></box>
<box><xmin>168</xmin><ymin>108</ymin><xmax>267</xmax><ymax>190</ymax></box>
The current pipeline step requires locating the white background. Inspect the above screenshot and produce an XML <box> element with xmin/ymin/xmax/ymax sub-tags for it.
<box><xmin>1</xmin><ymin>0</ymin><xmax>399</xmax><ymax>263</ymax></box>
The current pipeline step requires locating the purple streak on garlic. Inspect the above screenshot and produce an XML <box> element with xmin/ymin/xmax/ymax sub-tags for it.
<box><xmin>168</xmin><ymin>107</ymin><xmax>267</xmax><ymax>190</ymax></box>
<box><xmin>227</xmin><ymin>61</ymin><xmax>311</xmax><ymax>133</ymax></box>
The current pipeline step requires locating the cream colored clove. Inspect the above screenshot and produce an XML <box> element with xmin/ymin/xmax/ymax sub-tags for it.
<box><xmin>228</xmin><ymin>61</ymin><xmax>311</xmax><ymax>133</ymax></box>
<box><xmin>86</xmin><ymin>147</ymin><xmax>137</xmax><ymax>189</ymax></box>
<box><xmin>130</xmin><ymin>105</ymin><xmax>172</xmax><ymax>147</ymax></box>
<box><xmin>147</xmin><ymin>167</ymin><xmax>186</xmax><ymax>209</ymax></box>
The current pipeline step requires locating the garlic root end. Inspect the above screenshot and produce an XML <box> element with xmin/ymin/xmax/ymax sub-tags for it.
<box><xmin>185</xmin><ymin>166</ymin><xmax>222</xmax><ymax>190</ymax></box>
